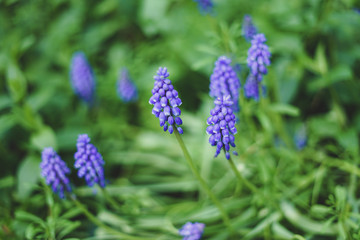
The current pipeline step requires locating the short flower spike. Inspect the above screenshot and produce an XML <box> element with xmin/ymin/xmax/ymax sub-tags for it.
<box><xmin>40</xmin><ymin>147</ymin><xmax>72</xmax><ymax>198</ymax></box>
<box><xmin>179</xmin><ymin>222</ymin><xmax>205</xmax><ymax>240</ymax></box>
<box><xmin>206</xmin><ymin>96</ymin><xmax>238</xmax><ymax>160</ymax></box>
<box><xmin>242</xmin><ymin>15</ymin><xmax>257</xmax><ymax>42</ymax></box>
<box><xmin>209</xmin><ymin>56</ymin><xmax>241</xmax><ymax>112</ymax></box>
<box><xmin>74</xmin><ymin>134</ymin><xmax>106</xmax><ymax>188</ymax></box>
<box><xmin>70</xmin><ymin>52</ymin><xmax>96</xmax><ymax>104</ymax></box>
<box><xmin>193</xmin><ymin>0</ymin><xmax>213</xmax><ymax>15</ymax></box>
<box><xmin>149</xmin><ymin>67</ymin><xmax>183</xmax><ymax>134</ymax></box>
<box><xmin>117</xmin><ymin>68</ymin><xmax>138</xmax><ymax>103</ymax></box>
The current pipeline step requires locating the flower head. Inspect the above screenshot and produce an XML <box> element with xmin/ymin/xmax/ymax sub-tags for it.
<box><xmin>40</xmin><ymin>147</ymin><xmax>71</xmax><ymax>198</ymax></box>
<box><xmin>242</xmin><ymin>15</ymin><xmax>257</xmax><ymax>41</ymax></box>
<box><xmin>149</xmin><ymin>67</ymin><xmax>183</xmax><ymax>134</ymax></box>
<box><xmin>74</xmin><ymin>134</ymin><xmax>105</xmax><ymax>188</ymax></box>
<box><xmin>245</xmin><ymin>33</ymin><xmax>271</xmax><ymax>100</ymax></box>
<box><xmin>209</xmin><ymin>56</ymin><xmax>241</xmax><ymax>112</ymax></box>
<box><xmin>206</xmin><ymin>96</ymin><xmax>238</xmax><ymax>160</ymax></box>
<box><xmin>70</xmin><ymin>51</ymin><xmax>95</xmax><ymax>104</ymax></box>
<box><xmin>193</xmin><ymin>0</ymin><xmax>214</xmax><ymax>15</ymax></box>
<box><xmin>294</xmin><ymin>126</ymin><xmax>307</xmax><ymax>150</ymax></box>
<box><xmin>117</xmin><ymin>68</ymin><xmax>138</xmax><ymax>103</ymax></box>
<box><xmin>179</xmin><ymin>222</ymin><xmax>205</xmax><ymax>240</ymax></box>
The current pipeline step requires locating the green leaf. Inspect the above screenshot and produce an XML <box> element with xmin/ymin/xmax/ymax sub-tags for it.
<box><xmin>268</xmin><ymin>103</ymin><xmax>300</xmax><ymax>117</ymax></box>
<box><xmin>17</xmin><ymin>155</ymin><xmax>40</xmax><ymax>199</ymax></box>
<box><xmin>338</xmin><ymin>129</ymin><xmax>359</xmax><ymax>156</ymax></box>
<box><xmin>57</xmin><ymin>221</ymin><xmax>81</xmax><ymax>240</ymax></box>
<box><xmin>30</xmin><ymin>127</ymin><xmax>57</xmax><ymax>151</ymax></box>
<box><xmin>16</xmin><ymin>211</ymin><xmax>46</xmax><ymax>227</ymax></box>
<box><xmin>6</xmin><ymin>60</ymin><xmax>27</xmax><ymax>103</ymax></box>
<box><xmin>25</xmin><ymin>224</ymin><xmax>44</xmax><ymax>240</ymax></box>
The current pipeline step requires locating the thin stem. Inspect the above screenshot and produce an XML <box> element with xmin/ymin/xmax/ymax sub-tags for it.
<box><xmin>70</xmin><ymin>195</ymin><xmax>154</xmax><ymax>240</ymax></box>
<box><xmin>173</xmin><ymin>129</ymin><xmax>233</xmax><ymax>232</ymax></box>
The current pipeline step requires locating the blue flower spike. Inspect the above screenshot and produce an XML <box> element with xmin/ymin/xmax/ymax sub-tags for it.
<box><xmin>74</xmin><ymin>134</ymin><xmax>106</xmax><ymax>188</ymax></box>
<box><xmin>207</xmin><ymin>96</ymin><xmax>238</xmax><ymax>160</ymax></box>
<box><xmin>117</xmin><ymin>68</ymin><xmax>138</xmax><ymax>103</ymax></box>
<box><xmin>179</xmin><ymin>222</ymin><xmax>205</xmax><ymax>240</ymax></box>
<box><xmin>149</xmin><ymin>67</ymin><xmax>184</xmax><ymax>134</ymax></box>
<box><xmin>40</xmin><ymin>147</ymin><xmax>72</xmax><ymax>198</ymax></box>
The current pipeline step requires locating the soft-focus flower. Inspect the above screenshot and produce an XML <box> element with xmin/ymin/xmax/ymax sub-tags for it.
<box><xmin>149</xmin><ymin>67</ymin><xmax>184</xmax><ymax>134</ymax></box>
<box><xmin>245</xmin><ymin>33</ymin><xmax>271</xmax><ymax>100</ymax></box>
<box><xmin>242</xmin><ymin>15</ymin><xmax>257</xmax><ymax>41</ymax></box>
<box><xmin>40</xmin><ymin>147</ymin><xmax>71</xmax><ymax>198</ymax></box>
<box><xmin>70</xmin><ymin>51</ymin><xmax>95</xmax><ymax>104</ymax></box>
<box><xmin>117</xmin><ymin>68</ymin><xmax>138</xmax><ymax>103</ymax></box>
<box><xmin>294</xmin><ymin>126</ymin><xmax>307</xmax><ymax>150</ymax></box>
<box><xmin>179</xmin><ymin>222</ymin><xmax>205</xmax><ymax>240</ymax></box>
<box><xmin>193</xmin><ymin>0</ymin><xmax>213</xmax><ymax>15</ymax></box>
<box><xmin>74</xmin><ymin>134</ymin><xmax>105</xmax><ymax>188</ymax></box>
<box><xmin>209</xmin><ymin>56</ymin><xmax>241</xmax><ymax>112</ymax></box>
<box><xmin>206</xmin><ymin>96</ymin><xmax>238</xmax><ymax>160</ymax></box>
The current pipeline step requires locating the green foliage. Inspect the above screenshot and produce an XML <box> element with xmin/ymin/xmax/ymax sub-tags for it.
<box><xmin>1</xmin><ymin>0</ymin><xmax>360</xmax><ymax>239</ymax></box>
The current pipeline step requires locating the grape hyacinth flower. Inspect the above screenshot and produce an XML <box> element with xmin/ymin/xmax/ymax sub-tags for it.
<box><xmin>209</xmin><ymin>56</ymin><xmax>241</xmax><ymax>112</ymax></box>
<box><xmin>242</xmin><ymin>15</ymin><xmax>257</xmax><ymax>42</ymax></box>
<box><xmin>40</xmin><ymin>147</ymin><xmax>71</xmax><ymax>198</ymax></box>
<box><xmin>70</xmin><ymin>51</ymin><xmax>95</xmax><ymax>104</ymax></box>
<box><xmin>149</xmin><ymin>67</ymin><xmax>183</xmax><ymax>134</ymax></box>
<box><xmin>74</xmin><ymin>134</ymin><xmax>106</xmax><ymax>188</ymax></box>
<box><xmin>245</xmin><ymin>33</ymin><xmax>271</xmax><ymax>100</ymax></box>
<box><xmin>206</xmin><ymin>96</ymin><xmax>238</xmax><ymax>160</ymax></box>
<box><xmin>117</xmin><ymin>68</ymin><xmax>138</xmax><ymax>103</ymax></box>
<box><xmin>193</xmin><ymin>0</ymin><xmax>213</xmax><ymax>15</ymax></box>
<box><xmin>294</xmin><ymin>126</ymin><xmax>307</xmax><ymax>150</ymax></box>
<box><xmin>179</xmin><ymin>222</ymin><xmax>205</xmax><ymax>240</ymax></box>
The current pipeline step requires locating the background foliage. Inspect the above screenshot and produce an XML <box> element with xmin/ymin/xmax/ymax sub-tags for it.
<box><xmin>1</xmin><ymin>0</ymin><xmax>360</xmax><ymax>239</ymax></box>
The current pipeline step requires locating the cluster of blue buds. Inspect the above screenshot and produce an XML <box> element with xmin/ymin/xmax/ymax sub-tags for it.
<box><xmin>209</xmin><ymin>56</ymin><xmax>241</xmax><ymax>112</ymax></box>
<box><xmin>294</xmin><ymin>126</ymin><xmax>307</xmax><ymax>150</ymax></box>
<box><xmin>193</xmin><ymin>0</ymin><xmax>214</xmax><ymax>15</ymax></box>
<box><xmin>40</xmin><ymin>147</ymin><xmax>72</xmax><ymax>198</ymax></box>
<box><xmin>244</xmin><ymin>33</ymin><xmax>271</xmax><ymax>100</ymax></box>
<box><xmin>206</xmin><ymin>96</ymin><xmax>238</xmax><ymax>160</ymax></box>
<box><xmin>149</xmin><ymin>67</ymin><xmax>184</xmax><ymax>134</ymax></box>
<box><xmin>242</xmin><ymin>15</ymin><xmax>257</xmax><ymax>42</ymax></box>
<box><xmin>70</xmin><ymin>52</ymin><xmax>96</xmax><ymax>104</ymax></box>
<box><xmin>179</xmin><ymin>222</ymin><xmax>205</xmax><ymax>240</ymax></box>
<box><xmin>74</xmin><ymin>134</ymin><xmax>106</xmax><ymax>188</ymax></box>
<box><xmin>117</xmin><ymin>68</ymin><xmax>138</xmax><ymax>103</ymax></box>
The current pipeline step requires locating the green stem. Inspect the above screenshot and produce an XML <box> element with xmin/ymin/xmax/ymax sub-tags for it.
<box><xmin>101</xmin><ymin>187</ymin><xmax>122</xmax><ymax>211</ymax></box>
<box><xmin>70</xmin><ymin>196</ymin><xmax>154</xmax><ymax>240</ymax></box>
<box><xmin>174</xmin><ymin>129</ymin><xmax>232</xmax><ymax>232</ymax></box>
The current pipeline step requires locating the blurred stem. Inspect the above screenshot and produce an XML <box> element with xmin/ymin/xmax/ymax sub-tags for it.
<box><xmin>101</xmin><ymin>187</ymin><xmax>121</xmax><ymax>211</ymax></box>
<box><xmin>174</xmin><ymin>129</ymin><xmax>233</xmax><ymax>233</ymax></box>
<box><xmin>42</xmin><ymin>182</ymin><xmax>56</xmax><ymax>240</ymax></box>
<box><xmin>70</xmin><ymin>196</ymin><xmax>154</xmax><ymax>240</ymax></box>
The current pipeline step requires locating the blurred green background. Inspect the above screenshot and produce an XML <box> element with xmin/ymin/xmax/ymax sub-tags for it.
<box><xmin>1</xmin><ymin>0</ymin><xmax>360</xmax><ymax>239</ymax></box>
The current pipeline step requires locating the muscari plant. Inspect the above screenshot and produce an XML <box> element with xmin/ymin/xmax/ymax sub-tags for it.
<box><xmin>117</xmin><ymin>68</ymin><xmax>138</xmax><ymax>103</ymax></box>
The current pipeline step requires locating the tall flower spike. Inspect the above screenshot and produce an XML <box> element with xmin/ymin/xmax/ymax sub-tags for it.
<box><xmin>74</xmin><ymin>134</ymin><xmax>106</xmax><ymax>188</ymax></box>
<box><xmin>149</xmin><ymin>67</ymin><xmax>183</xmax><ymax>134</ymax></box>
<box><xmin>40</xmin><ymin>147</ymin><xmax>72</xmax><ymax>198</ymax></box>
<box><xmin>179</xmin><ymin>222</ymin><xmax>205</xmax><ymax>240</ymax></box>
<box><xmin>117</xmin><ymin>68</ymin><xmax>138</xmax><ymax>103</ymax></box>
<box><xmin>193</xmin><ymin>0</ymin><xmax>214</xmax><ymax>15</ymax></box>
<box><xmin>70</xmin><ymin>51</ymin><xmax>95</xmax><ymax>104</ymax></box>
<box><xmin>245</xmin><ymin>33</ymin><xmax>271</xmax><ymax>100</ymax></box>
<box><xmin>206</xmin><ymin>96</ymin><xmax>238</xmax><ymax>160</ymax></box>
<box><xmin>209</xmin><ymin>56</ymin><xmax>241</xmax><ymax>112</ymax></box>
<box><xmin>242</xmin><ymin>15</ymin><xmax>257</xmax><ymax>42</ymax></box>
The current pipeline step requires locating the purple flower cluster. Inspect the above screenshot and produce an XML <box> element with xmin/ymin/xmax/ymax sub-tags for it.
<box><xmin>149</xmin><ymin>67</ymin><xmax>183</xmax><ymax>134</ymax></box>
<box><xmin>294</xmin><ymin>126</ymin><xmax>307</xmax><ymax>150</ymax></box>
<box><xmin>209</xmin><ymin>56</ymin><xmax>241</xmax><ymax>112</ymax></box>
<box><xmin>40</xmin><ymin>147</ymin><xmax>71</xmax><ymax>198</ymax></box>
<box><xmin>70</xmin><ymin>52</ymin><xmax>96</xmax><ymax>104</ymax></box>
<box><xmin>206</xmin><ymin>96</ymin><xmax>238</xmax><ymax>160</ymax></box>
<box><xmin>242</xmin><ymin>15</ymin><xmax>257</xmax><ymax>42</ymax></box>
<box><xmin>179</xmin><ymin>222</ymin><xmax>205</xmax><ymax>240</ymax></box>
<box><xmin>117</xmin><ymin>68</ymin><xmax>138</xmax><ymax>103</ymax></box>
<box><xmin>74</xmin><ymin>134</ymin><xmax>106</xmax><ymax>188</ymax></box>
<box><xmin>245</xmin><ymin>33</ymin><xmax>271</xmax><ymax>100</ymax></box>
<box><xmin>193</xmin><ymin>0</ymin><xmax>213</xmax><ymax>15</ymax></box>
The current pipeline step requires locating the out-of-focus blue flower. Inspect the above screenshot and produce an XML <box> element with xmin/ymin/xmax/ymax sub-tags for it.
<box><xmin>242</xmin><ymin>15</ymin><xmax>257</xmax><ymax>41</ymax></box>
<box><xmin>149</xmin><ymin>67</ymin><xmax>184</xmax><ymax>134</ymax></box>
<box><xmin>117</xmin><ymin>68</ymin><xmax>138</xmax><ymax>103</ymax></box>
<box><xmin>354</xmin><ymin>8</ymin><xmax>360</xmax><ymax>14</ymax></box>
<box><xmin>179</xmin><ymin>222</ymin><xmax>205</xmax><ymax>240</ymax></box>
<box><xmin>294</xmin><ymin>126</ymin><xmax>307</xmax><ymax>150</ymax></box>
<box><xmin>193</xmin><ymin>0</ymin><xmax>213</xmax><ymax>15</ymax></box>
<box><xmin>245</xmin><ymin>33</ymin><xmax>271</xmax><ymax>100</ymax></box>
<box><xmin>40</xmin><ymin>147</ymin><xmax>71</xmax><ymax>198</ymax></box>
<box><xmin>70</xmin><ymin>52</ymin><xmax>95</xmax><ymax>104</ymax></box>
<box><xmin>206</xmin><ymin>96</ymin><xmax>238</xmax><ymax>160</ymax></box>
<box><xmin>209</xmin><ymin>56</ymin><xmax>241</xmax><ymax>112</ymax></box>
<box><xmin>74</xmin><ymin>134</ymin><xmax>105</xmax><ymax>188</ymax></box>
